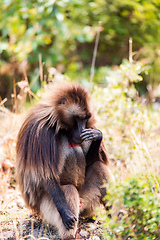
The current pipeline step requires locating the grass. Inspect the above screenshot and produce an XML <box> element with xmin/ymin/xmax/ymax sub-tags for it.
<box><xmin>0</xmin><ymin>88</ymin><xmax>104</xmax><ymax>239</ymax></box>
<box><xmin>1</xmin><ymin>59</ymin><xmax>160</xmax><ymax>239</ymax></box>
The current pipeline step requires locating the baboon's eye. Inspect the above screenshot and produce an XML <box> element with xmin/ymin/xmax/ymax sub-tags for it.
<box><xmin>59</xmin><ymin>98</ymin><xmax>67</xmax><ymax>105</ymax></box>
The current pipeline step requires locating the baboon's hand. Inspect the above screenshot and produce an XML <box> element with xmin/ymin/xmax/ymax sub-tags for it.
<box><xmin>80</xmin><ymin>128</ymin><xmax>102</xmax><ymax>141</ymax></box>
<box><xmin>61</xmin><ymin>208</ymin><xmax>77</xmax><ymax>230</ymax></box>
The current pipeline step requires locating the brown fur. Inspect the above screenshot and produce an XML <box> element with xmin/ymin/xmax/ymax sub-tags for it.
<box><xmin>16</xmin><ymin>81</ymin><xmax>114</xmax><ymax>239</ymax></box>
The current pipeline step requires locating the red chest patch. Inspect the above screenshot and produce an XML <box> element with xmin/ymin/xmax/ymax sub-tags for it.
<box><xmin>68</xmin><ymin>141</ymin><xmax>80</xmax><ymax>148</ymax></box>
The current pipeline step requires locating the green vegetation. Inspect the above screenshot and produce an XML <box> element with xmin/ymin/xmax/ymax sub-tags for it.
<box><xmin>91</xmin><ymin>59</ymin><xmax>160</xmax><ymax>239</ymax></box>
<box><xmin>0</xmin><ymin>0</ymin><xmax>160</xmax><ymax>93</ymax></box>
<box><xmin>1</xmin><ymin>0</ymin><xmax>160</xmax><ymax>238</ymax></box>
<box><xmin>101</xmin><ymin>174</ymin><xmax>160</xmax><ymax>239</ymax></box>
<box><xmin>1</xmin><ymin>57</ymin><xmax>160</xmax><ymax>238</ymax></box>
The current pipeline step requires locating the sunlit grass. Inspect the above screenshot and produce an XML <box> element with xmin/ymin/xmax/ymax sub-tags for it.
<box><xmin>1</xmin><ymin>59</ymin><xmax>160</xmax><ymax>238</ymax></box>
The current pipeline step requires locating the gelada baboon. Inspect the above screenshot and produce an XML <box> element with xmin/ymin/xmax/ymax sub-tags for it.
<box><xmin>16</xmin><ymin>81</ymin><xmax>114</xmax><ymax>239</ymax></box>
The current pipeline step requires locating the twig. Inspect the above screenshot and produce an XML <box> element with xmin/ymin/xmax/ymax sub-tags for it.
<box><xmin>13</xmin><ymin>78</ymin><xmax>17</xmax><ymax>113</ymax></box>
<box><xmin>0</xmin><ymin>98</ymin><xmax>7</xmax><ymax>107</ymax></box>
<box><xmin>21</xmin><ymin>61</ymin><xmax>29</xmax><ymax>83</ymax></box>
<box><xmin>31</xmin><ymin>219</ymin><xmax>34</xmax><ymax>238</ymax></box>
<box><xmin>0</xmin><ymin>224</ymin><xmax>4</xmax><ymax>240</ymax></box>
<box><xmin>129</xmin><ymin>37</ymin><xmax>133</xmax><ymax>64</ymax></box>
<box><xmin>13</xmin><ymin>221</ymin><xmax>19</xmax><ymax>240</ymax></box>
<box><xmin>23</xmin><ymin>234</ymin><xmax>36</xmax><ymax>239</ymax></box>
<box><xmin>39</xmin><ymin>54</ymin><xmax>43</xmax><ymax>87</ymax></box>
<box><xmin>28</xmin><ymin>89</ymin><xmax>39</xmax><ymax>101</ymax></box>
<box><xmin>128</xmin><ymin>37</ymin><xmax>133</xmax><ymax>88</ymax></box>
<box><xmin>39</xmin><ymin>238</ymin><xmax>50</xmax><ymax>240</ymax></box>
<box><xmin>90</xmin><ymin>21</ymin><xmax>102</xmax><ymax>91</ymax></box>
<box><xmin>30</xmin><ymin>71</ymin><xmax>40</xmax><ymax>88</ymax></box>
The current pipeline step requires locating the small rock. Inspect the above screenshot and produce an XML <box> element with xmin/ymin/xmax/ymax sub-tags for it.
<box><xmin>17</xmin><ymin>198</ymin><xmax>25</xmax><ymax>208</ymax></box>
<box><xmin>79</xmin><ymin>229</ymin><xmax>90</xmax><ymax>238</ymax></box>
<box><xmin>89</xmin><ymin>236</ymin><xmax>100</xmax><ymax>240</ymax></box>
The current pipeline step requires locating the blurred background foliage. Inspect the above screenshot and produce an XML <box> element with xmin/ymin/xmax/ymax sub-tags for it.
<box><xmin>1</xmin><ymin>1</ymin><xmax>160</xmax><ymax>238</ymax></box>
<box><xmin>0</xmin><ymin>0</ymin><xmax>160</xmax><ymax>99</ymax></box>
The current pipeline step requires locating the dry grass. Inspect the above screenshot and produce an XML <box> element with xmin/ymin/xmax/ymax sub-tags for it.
<box><xmin>0</xmin><ymin>89</ymin><xmax>103</xmax><ymax>239</ymax></box>
<box><xmin>1</xmin><ymin>76</ymin><xmax>160</xmax><ymax>239</ymax></box>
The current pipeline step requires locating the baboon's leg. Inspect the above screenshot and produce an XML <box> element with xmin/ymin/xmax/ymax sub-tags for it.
<box><xmin>40</xmin><ymin>185</ymin><xmax>79</xmax><ymax>239</ymax></box>
<box><xmin>79</xmin><ymin>161</ymin><xmax>114</xmax><ymax>217</ymax></box>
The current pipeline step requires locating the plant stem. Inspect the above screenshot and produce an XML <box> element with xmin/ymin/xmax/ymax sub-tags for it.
<box><xmin>90</xmin><ymin>21</ymin><xmax>102</xmax><ymax>91</ymax></box>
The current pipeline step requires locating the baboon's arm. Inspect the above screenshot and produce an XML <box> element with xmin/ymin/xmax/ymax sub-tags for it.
<box><xmin>44</xmin><ymin>178</ymin><xmax>77</xmax><ymax>229</ymax></box>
